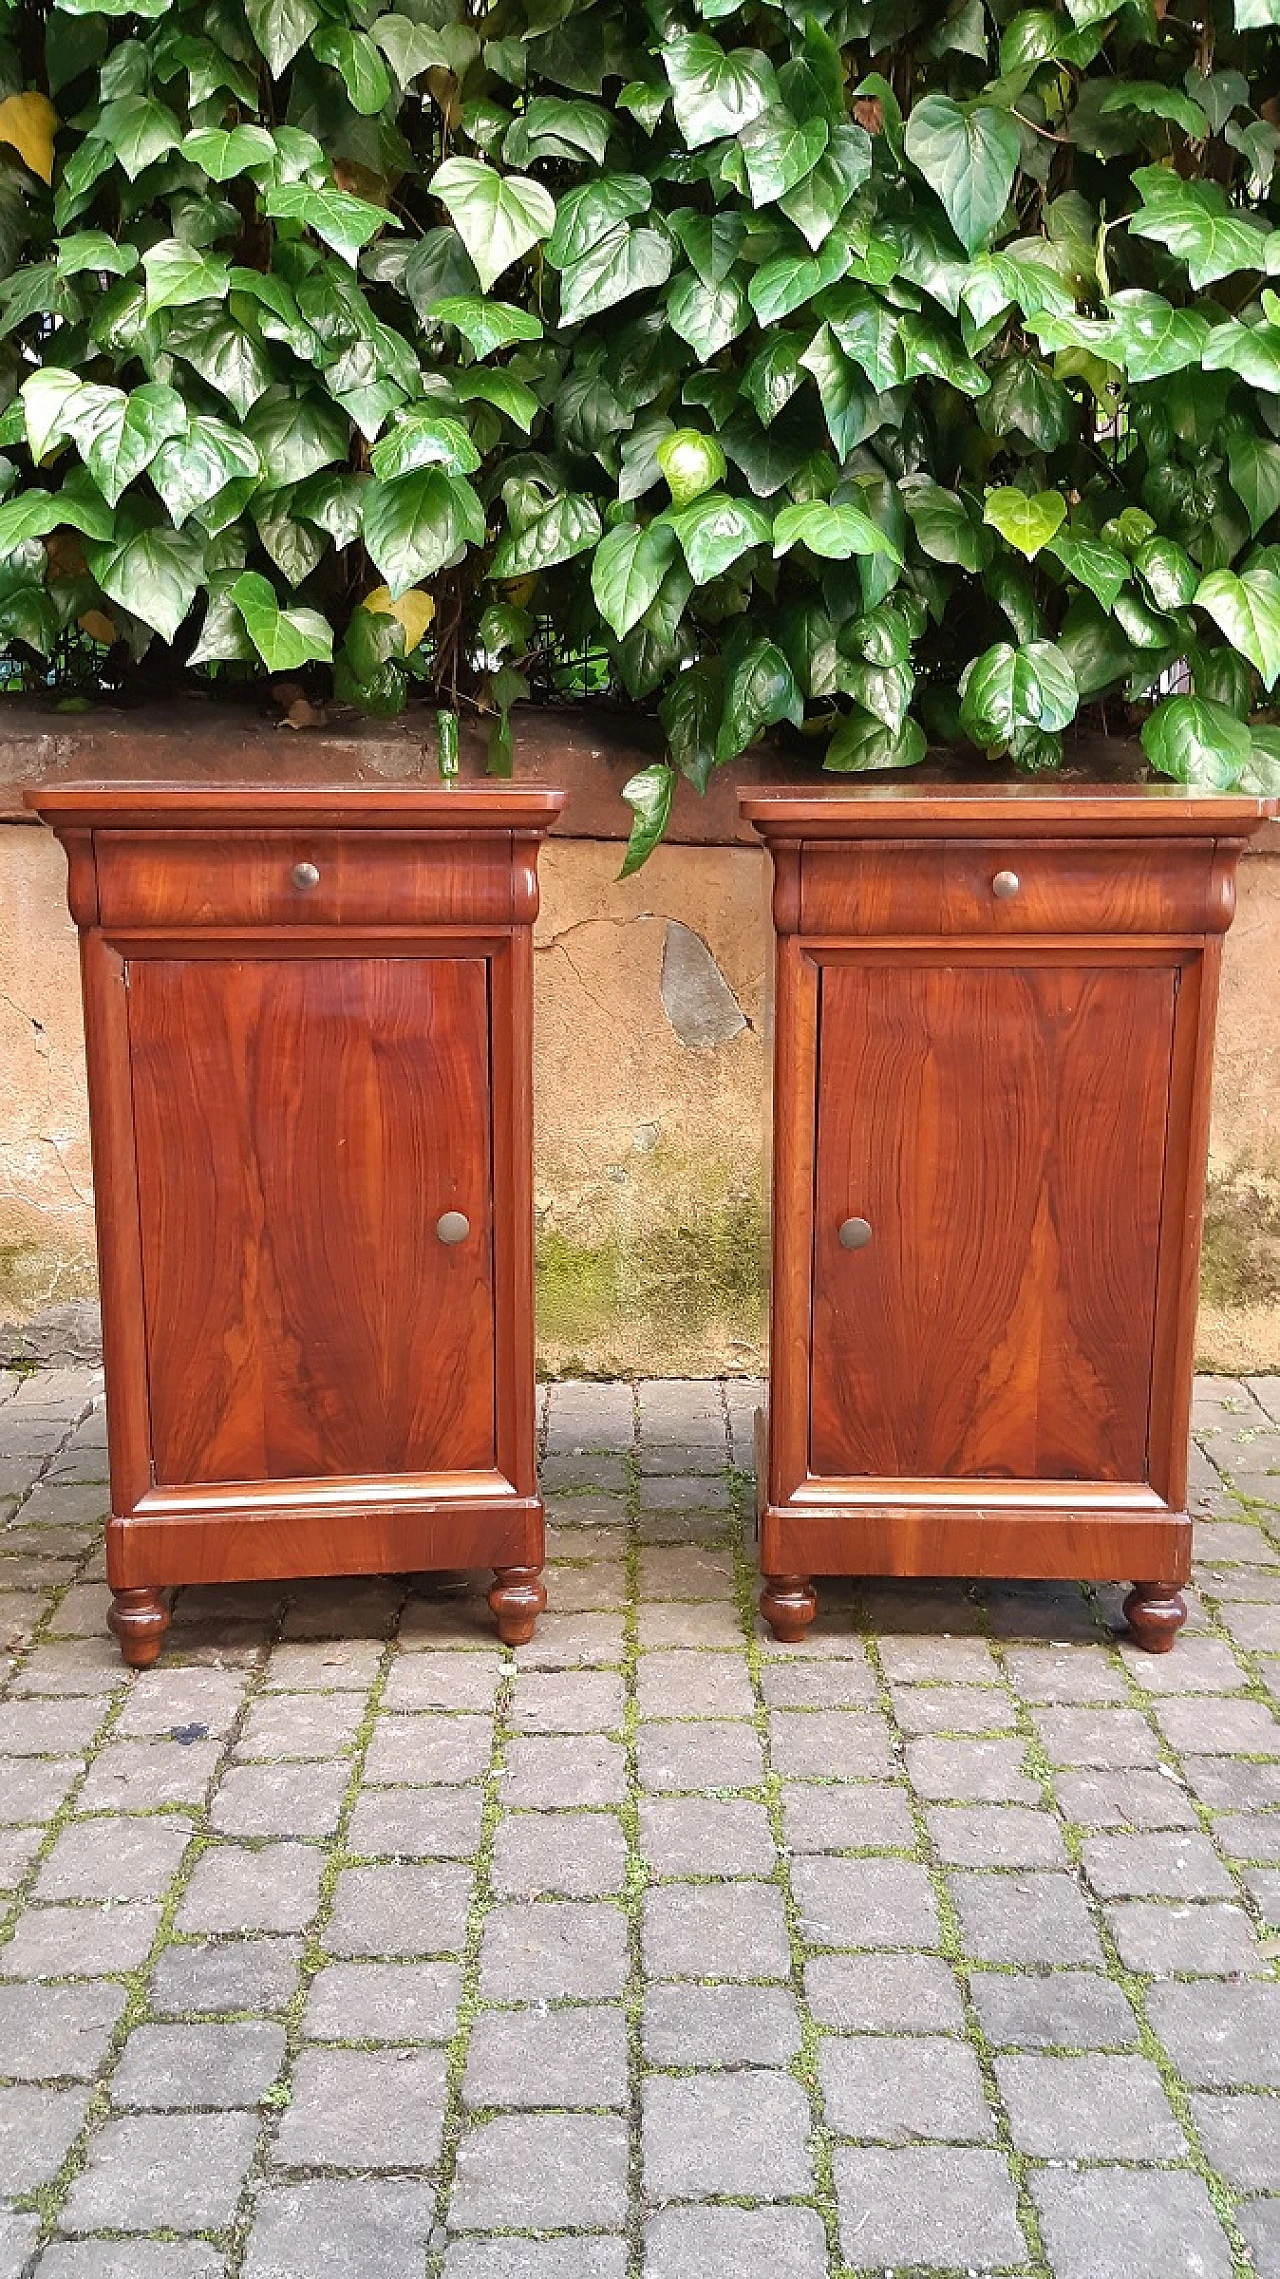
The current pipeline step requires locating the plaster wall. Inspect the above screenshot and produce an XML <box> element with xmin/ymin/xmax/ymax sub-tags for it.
<box><xmin>1</xmin><ymin>821</ymin><xmax>1277</xmax><ymax>1373</ymax></box>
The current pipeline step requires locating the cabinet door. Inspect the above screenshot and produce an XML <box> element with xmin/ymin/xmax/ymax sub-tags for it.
<box><xmin>128</xmin><ymin>956</ymin><xmax>495</xmax><ymax>1486</ymax></box>
<box><xmin>810</xmin><ymin>960</ymin><xmax>1176</xmax><ymax>1484</ymax></box>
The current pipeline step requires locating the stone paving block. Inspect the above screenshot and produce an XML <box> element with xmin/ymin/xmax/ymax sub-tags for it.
<box><xmin>878</xmin><ymin>1634</ymin><xmax>1002</xmax><ymax>1683</ymax></box>
<box><xmin>636</xmin><ymin>1469</ymin><xmax>731</xmax><ymax>1513</ymax></box>
<box><xmin>544</xmin><ymin>1498</ymin><xmax>629</xmax><ymax>1538</ymax></box>
<box><xmin>1123</xmin><ymin>1640</ymin><xmax>1253</xmax><ymax>1697</ymax></box>
<box><xmin>544</xmin><ymin>1561</ymin><xmax>628</xmax><ymax>1615</ymax></box>
<box><xmin>791</xmin><ymin>1856</ymin><xmax>939</xmax><ymax>1950</ymax></box>
<box><xmin>1053</xmin><ymin>1767</ymin><xmax>1200</xmax><ymax>1830</ymax></box>
<box><xmin>478</xmin><ymin>1901</ymin><xmax>627</xmax><ymax>2002</ymax></box>
<box><xmin>346</xmin><ymin>1784</ymin><xmax>484</xmax><ymax>1862</ymax></box>
<box><xmin>1106</xmin><ymin>1899</ymin><xmax>1263</xmax><ymax>1976</ymax></box>
<box><xmin>276</xmin><ymin>1579</ymin><xmax>401</xmax><ymax>1641</ymax></box>
<box><xmin>513</xmin><ymin>1613</ymin><xmax>626</xmax><ymax>1670</ymax></box>
<box><xmin>0</xmin><ymin>2082</ymin><xmax>90</xmax><ymax>2190</ymax></box>
<box><xmin>969</xmin><ymin>1968</ymin><xmax>1141</xmax><ymax>2051</ymax></box>
<box><xmin>1031</xmin><ymin>1705</ymin><xmax>1163</xmax><ymax>1768</ymax></box>
<box><xmin>113</xmin><ymin>2020</ymin><xmax>285</xmax><ymax>2110</ymax></box>
<box><xmin>1221</xmin><ymin>1602</ymin><xmax>1280</xmax><ymax>1652</ymax></box>
<box><xmin>1212</xmin><ymin>1810</ymin><xmax>1280</xmax><ymax>1861</ymax></box>
<box><xmin>325</xmin><ymin>1863</ymin><xmax>471</xmax><ymax>1958</ymax></box>
<box><xmin>1146</xmin><ymin>1982</ymin><xmax>1280</xmax><ymax>2086</ymax></box>
<box><xmin>997</xmin><ymin>2051</ymin><xmax>1184</xmax><ymax>2157</ymax></box>
<box><xmin>504</xmin><ymin>1734</ymin><xmax>626</xmax><ymax>1808</ymax></box>
<box><xmin>637</xmin><ymin>1796</ymin><xmax>776</xmax><ymax>1878</ymax></box>
<box><xmin>444</xmin><ymin>2246</ymin><xmax>625</xmax><ymax>2279</ymax></box>
<box><xmin>545</xmin><ymin>1380</ymin><xmax>636</xmax><ymax>1452</ymax></box>
<box><xmin>1236</xmin><ymin>2201</ymin><xmax>1280</xmax><ymax>2277</ymax></box>
<box><xmin>637</xmin><ymin>1510</ymin><xmax>732</xmax><ymax>1549</ymax></box>
<box><xmin>636</xmin><ymin>1651</ymin><xmax>755</xmax><ymax>1719</ymax></box>
<box><xmin>0</xmin><ymin>2214</ymin><xmax>38</xmax><ymax>2279</ymax></box>
<box><xmin>0</xmin><ymin>1979</ymin><xmax>125</xmax><ymax>2077</ymax></box>
<box><xmin>637</xmin><ymin>1381</ymin><xmax>725</xmax><ymax>1447</ymax></box>
<box><xmin>242</xmin><ymin>2178</ymin><xmax>436</xmax><ymax>2279</ymax></box>
<box><xmin>150</xmin><ymin>1937</ymin><xmax>303</xmax><ymax>2018</ymax></box>
<box><xmin>643</xmin><ymin>1881</ymin><xmax>790</xmax><ymax>1981</ymax></box>
<box><xmin>642</xmin><ymin>1982</ymin><xmax>802</xmax><ymax>2068</ymax></box>
<box><xmin>636</xmin><ymin>1719</ymin><xmax>762</xmax><ymax>1793</ymax></box>
<box><xmin>768</xmin><ymin>1709</ymin><xmax>893</xmax><ymax>1780</ymax></box>
<box><xmin>44</xmin><ymin>1585</ymin><xmax>114</xmax><ymax>1641</ymax></box>
<box><xmin>35</xmin><ymin>2246</ymin><xmax>224</xmax><ymax>2279</ymax></box>
<box><xmin>539</xmin><ymin>1452</ymin><xmax>628</xmax><ymax>1496</ymax></box>
<box><xmin>463</xmin><ymin>2004</ymin><xmax>627</xmax><ymax>2109</ymax></box>
<box><xmin>210</xmin><ymin>1762</ymin><xmax>349</xmax><ymax>1840</ymax></box>
<box><xmin>508</xmin><ymin>1671</ymin><xmax>624</xmax><ymax>1733</ymax></box>
<box><xmin>0</xmin><ymin>1756</ymin><xmax>79</xmax><ymax>1823</ymax></box>
<box><xmin>274</xmin><ymin>2046</ymin><xmax>447</xmax><ymax>2170</ymax></box>
<box><xmin>637</xmin><ymin>1441</ymin><xmax>729</xmax><ymax>1479</ymax></box>
<box><xmin>0</xmin><ymin>1823</ymin><xmax>41</xmax><ymax>1887</ymax></box>
<box><xmin>60</xmin><ymin>2110</ymin><xmax>259</xmax><ymax>2231</ymax></box>
<box><xmin>832</xmin><ymin>2144</ymin><xmax>1025</xmax><ymax>2269</ymax></box>
<box><xmin>379</xmin><ymin>1655</ymin><xmax>501</xmax><ymax>1711</ymax></box>
<box><xmin>760</xmin><ymin>1655</ymin><xmax>876</xmax><ymax>1707</ymax></box>
<box><xmin>926</xmin><ymin>1803</ymin><xmax>1068</xmax><ymax>1867</ymax></box>
<box><xmin>263</xmin><ymin>1640</ymin><xmax>384</xmax><ymax>1692</ymax></box>
<box><xmin>1241</xmin><ymin>1863</ymin><xmax>1280</xmax><ymax>1919</ymax></box>
<box><xmin>890</xmin><ymin>1683</ymin><xmax>1018</xmax><ymax>1736</ymax></box>
<box><xmin>2</xmin><ymin>1900</ymin><xmax>160</xmax><ymax>1979</ymax></box>
<box><xmin>642</xmin><ymin>2072</ymin><xmax>812</xmax><ymax>2201</ymax></box>
<box><xmin>906</xmin><ymin>1735</ymin><xmax>1038</xmax><ymax>1802</ymax></box>
<box><xmin>1003</xmin><ymin>1646</ymin><xmax>1130</xmax><ymax>1703</ymax></box>
<box><xmin>1154</xmin><ymin>1695</ymin><xmax>1280</xmax><ymax>1755</ymax></box>
<box><xmin>637</xmin><ymin>1547</ymin><xmax>735</xmax><ymax>1600</ymax></box>
<box><xmin>78</xmin><ymin>1737</ymin><xmax>223</xmax><ymax>1812</ymax></box>
<box><xmin>115</xmin><ymin>1667</ymin><xmax>248</xmax><ymax>1739</ymax></box>
<box><xmin>806</xmin><ymin>1952</ymin><xmax>963</xmax><ymax>2034</ymax></box>
<box><xmin>1182</xmin><ymin>1756</ymin><xmax>1280</xmax><ymax>1810</ymax></box>
<box><xmin>636</xmin><ymin>1601</ymin><xmax>741</xmax><ymax>1649</ymax></box>
<box><xmin>178</xmin><ymin>1843</ymin><xmax>324</xmax><ymax>1935</ymax></box>
<box><xmin>491</xmin><ymin>1810</ymin><xmax>627</xmax><ymax>1899</ymax></box>
<box><xmin>235</xmin><ymin>1691</ymin><xmax>365</xmax><ymax>1762</ymax></box>
<box><xmin>780</xmin><ymin>1782</ymin><xmax>916</xmax><ymax>1855</ymax></box>
<box><xmin>822</xmin><ymin>2032</ymin><xmax>993</xmax><ymax>2144</ymax></box>
<box><xmin>641</xmin><ymin>2206</ymin><xmax>826</xmax><ymax>2279</ymax></box>
<box><xmin>1190</xmin><ymin>2091</ymin><xmax>1280</xmax><ymax>2189</ymax></box>
<box><xmin>1031</xmin><ymin>2168</ymin><xmax>1232</xmax><ymax>2279</ymax></box>
<box><xmin>982</xmin><ymin>1581</ymin><xmax>1103</xmax><ymax>1644</ymax></box>
<box><xmin>0</xmin><ymin>1698</ymin><xmax>103</xmax><ymax>1755</ymax></box>
<box><xmin>949</xmin><ymin>1870</ymin><xmax>1103</xmax><ymax>1964</ymax></box>
<box><xmin>1080</xmin><ymin>1831</ymin><xmax>1237</xmax><ymax>1899</ymax></box>
<box><xmin>302</xmin><ymin>1960</ymin><xmax>460</xmax><ymax>2044</ymax></box>
<box><xmin>451</xmin><ymin>2113</ymin><xmax>629</xmax><ymax>2230</ymax></box>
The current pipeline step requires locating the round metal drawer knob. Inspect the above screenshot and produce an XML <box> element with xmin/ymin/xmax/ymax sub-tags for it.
<box><xmin>291</xmin><ymin>861</ymin><xmax>321</xmax><ymax>891</ymax></box>
<box><xmin>992</xmin><ymin>869</ymin><xmax>1021</xmax><ymax>899</ymax></box>
<box><xmin>838</xmin><ymin>1217</ymin><xmax>873</xmax><ymax>1251</ymax></box>
<box><xmin>436</xmin><ymin>1211</ymin><xmax>471</xmax><ymax>1245</ymax></box>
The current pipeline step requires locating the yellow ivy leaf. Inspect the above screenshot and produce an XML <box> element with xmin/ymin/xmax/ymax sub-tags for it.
<box><xmin>0</xmin><ymin>92</ymin><xmax>57</xmax><ymax>185</ymax></box>
<box><xmin>363</xmin><ymin>582</ymin><xmax>435</xmax><ymax>651</ymax></box>
<box><xmin>78</xmin><ymin>608</ymin><xmax>117</xmax><ymax>647</ymax></box>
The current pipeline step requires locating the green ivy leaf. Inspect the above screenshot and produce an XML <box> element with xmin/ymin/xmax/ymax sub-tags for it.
<box><xmin>560</xmin><ymin>223</ymin><xmax>673</xmax><ymax>326</ymax></box>
<box><xmin>489</xmin><ymin>489</ymin><xmax>601</xmax><ymax>577</ymax></box>
<box><xmin>825</xmin><ymin>710</ymin><xmax>927</xmax><ymax>771</ymax></box>
<box><xmin>716</xmin><ymin>635</ymin><xmax>803</xmax><ymax>759</ymax></box>
<box><xmin>663</xmin><ymin>35</ymin><xmax>779</xmax><ymax>149</ymax></box>
<box><xmin>429</xmin><ymin>157</ymin><xmax>556</xmax><ymax>293</ymax></box>
<box><xmin>1195</xmin><ymin>565</ymin><xmax>1280</xmax><ymax>690</ymax></box>
<box><xmin>1140</xmin><ymin>693</ymin><xmax>1252</xmax><ymax>788</ymax></box>
<box><xmin>902</xmin><ymin>95</ymin><xmax>1021</xmax><ymax>255</ymax></box>
<box><xmin>1127</xmin><ymin>168</ymin><xmax>1271</xmax><ymax>290</ymax></box>
<box><xmin>86</xmin><ymin>522</ymin><xmax>203</xmax><ymax>642</ymax></box>
<box><xmin>363</xmin><ymin>467</ymin><xmax>486</xmax><ymax>596</ymax></box>
<box><xmin>312</xmin><ymin>25</ymin><xmax>392</xmax><ymax>113</ymax></box>
<box><xmin>1045</xmin><ymin>530</ymin><xmax>1131</xmax><ymax>612</ymax></box>
<box><xmin>245</xmin><ymin>395</ymin><xmax>350</xmax><ymax>486</ymax></box>
<box><xmin>982</xmin><ymin>488</ymin><xmax>1067</xmax><ymax>559</ymax></box>
<box><xmin>959</xmin><ymin>639</ymin><xmax>1079</xmax><ymax>750</ymax></box>
<box><xmin>426</xmin><ymin>297</ymin><xmax>543</xmax><ymax>356</ymax></box>
<box><xmin>370</xmin><ymin>410</ymin><xmax>482</xmax><ymax>481</ymax></box>
<box><xmin>0</xmin><ymin>481</ymin><xmax>113</xmax><ymax>552</ymax></box>
<box><xmin>141</xmin><ymin>240</ymin><xmax>231</xmax><ymax>316</ymax></box>
<box><xmin>245</xmin><ymin>0</ymin><xmax>321</xmax><ymax>78</ymax></box>
<box><xmin>67</xmin><ymin>381</ymin><xmax>187</xmax><ymax>508</ymax></box>
<box><xmin>668</xmin><ymin>491</ymin><xmax>772</xmax><ymax>583</ymax></box>
<box><xmin>1226</xmin><ymin>432</ymin><xmax>1280</xmax><ymax>538</ymax></box>
<box><xmin>180</xmin><ymin>124</ymin><xmax>276</xmax><ymax>181</ymax></box>
<box><xmin>619</xmin><ymin>762</ymin><xmax>675</xmax><ymax>876</ymax></box>
<box><xmin>900</xmin><ymin>476</ymin><xmax>991</xmax><ymax>571</ymax></box>
<box><xmin>772</xmin><ymin>500</ymin><xmax>902</xmax><ymax>563</ymax></box>
<box><xmin>148</xmin><ymin>418</ymin><xmax>261</xmax><ymax>527</ymax></box>
<box><xmin>591</xmin><ymin>519</ymin><xmax>679</xmax><ymax>639</ymax></box>
<box><xmin>265</xmin><ymin>182</ymin><xmax>398</xmax><ymax>266</ymax></box>
<box><xmin>231</xmin><ymin>569</ymin><xmax>333</xmax><ymax>669</ymax></box>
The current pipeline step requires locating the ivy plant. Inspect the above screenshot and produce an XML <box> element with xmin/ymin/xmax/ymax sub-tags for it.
<box><xmin>0</xmin><ymin>0</ymin><xmax>1278</xmax><ymax>859</ymax></box>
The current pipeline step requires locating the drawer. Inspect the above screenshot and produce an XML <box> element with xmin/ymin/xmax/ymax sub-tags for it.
<box><xmin>799</xmin><ymin>839</ymin><xmax>1219</xmax><ymax>937</ymax></box>
<box><xmin>95</xmin><ymin>830</ymin><xmax>517</xmax><ymax>930</ymax></box>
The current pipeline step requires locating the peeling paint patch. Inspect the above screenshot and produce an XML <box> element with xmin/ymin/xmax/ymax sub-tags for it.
<box><xmin>660</xmin><ymin>920</ymin><xmax>748</xmax><ymax>1050</ymax></box>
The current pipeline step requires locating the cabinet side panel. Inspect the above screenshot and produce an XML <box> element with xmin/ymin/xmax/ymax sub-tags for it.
<box><xmin>810</xmin><ymin>961</ymin><xmax>1175</xmax><ymax>1484</ymax></box>
<box><xmin>128</xmin><ymin>956</ymin><xmax>495</xmax><ymax>1485</ymax></box>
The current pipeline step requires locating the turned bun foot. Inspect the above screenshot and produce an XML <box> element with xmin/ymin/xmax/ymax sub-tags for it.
<box><xmin>489</xmin><ymin>1565</ymin><xmax>547</xmax><ymax>1646</ymax></box>
<box><xmin>1124</xmin><ymin>1580</ymin><xmax>1187</xmax><ymax>1654</ymax></box>
<box><xmin>108</xmin><ymin>1587</ymin><xmax>171</xmax><ymax>1668</ymax></box>
<box><xmin>761</xmin><ymin>1574</ymin><xmax>818</xmax><ymax>1644</ymax></box>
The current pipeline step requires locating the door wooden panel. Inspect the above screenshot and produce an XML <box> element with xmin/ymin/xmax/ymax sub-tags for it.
<box><xmin>128</xmin><ymin>956</ymin><xmax>495</xmax><ymax>1486</ymax></box>
<box><xmin>810</xmin><ymin>961</ymin><xmax>1176</xmax><ymax>1484</ymax></box>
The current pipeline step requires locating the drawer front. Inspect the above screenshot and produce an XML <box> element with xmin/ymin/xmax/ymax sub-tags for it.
<box><xmin>96</xmin><ymin>830</ymin><xmax>515</xmax><ymax>930</ymax></box>
<box><xmin>800</xmin><ymin>839</ymin><xmax>1216</xmax><ymax>937</ymax></box>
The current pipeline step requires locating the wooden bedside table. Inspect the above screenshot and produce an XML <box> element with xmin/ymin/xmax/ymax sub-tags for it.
<box><xmin>741</xmin><ymin>784</ymin><xmax>1275</xmax><ymax>1653</ymax></box>
<box><xmin>29</xmin><ymin>780</ymin><xmax>564</xmax><ymax>1665</ymax></box>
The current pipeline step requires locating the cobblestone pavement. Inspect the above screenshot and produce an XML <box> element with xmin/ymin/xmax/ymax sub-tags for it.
<box><xmin>1</xmin><ymin>1368</ymin><xmax>1279</xmax><ymax>2279</ymax></box>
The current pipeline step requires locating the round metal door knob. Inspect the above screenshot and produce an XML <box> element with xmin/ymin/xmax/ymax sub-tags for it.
<box><xmin>838</xmin><ymin>1217</ymin><xmax>873</xmax><ymax>1250</ymax></box>
<box><xmin>992</xmin><ymin>869</ymin><xmax>1021</xmax><ymax>899</ymax></box>
<box><xmin>436</xmin><ymin>1211</ymin><xmax>471</xmax><ymax>1245</ymax></box>
<box><xmin>291</xmin><ymin>861</ymin><xmax>321</xmax><ymax>891</ymax></box>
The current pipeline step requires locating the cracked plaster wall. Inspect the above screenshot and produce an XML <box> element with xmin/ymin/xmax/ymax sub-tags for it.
<box><xmin>1</xmin><ymin>821</ymin><xmax>1277</xmax><ymax>1373</ymax></box>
